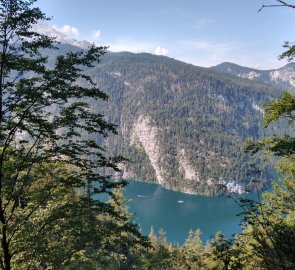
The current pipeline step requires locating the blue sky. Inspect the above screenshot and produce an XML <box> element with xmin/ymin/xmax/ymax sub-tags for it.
<box><xmin>37</xmin><ymin>0</ymin><xmax>295</xmax><ymax>69</ymax></box>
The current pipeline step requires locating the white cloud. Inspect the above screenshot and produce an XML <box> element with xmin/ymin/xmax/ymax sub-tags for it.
<box><xmin>104</xmin><ymin>37</ymin><xmax>284</xmax><ymax>70</ymax></box>
<box><xmin>193</xmin><ymin>19</ymin><xmax>213</xmax><ymax>29</ymax></box>
<box><xmin>110</xmin><ymin>40</ymin><xmax>154</xmax><ymax>53</ymax></box>
<box><xmin>233</xmin><ymin>54</ymin><xmax>288</xmax><ymax>70</ymax></box>
<box><xmin>174</xmin><ymin>40</ymin><xmax>286</xmax><ymax>69</ymax></box>
<box><xmin>92</xmin><ymin>30</ymin><xmax>101</xmax><ymax>39</ymax></box>
<box><xmin>176</xmin><ymin>39</ymin><xmax>240</xmax><ymax>67</ymax></box>
<box><xmin>109</xmin><ymin>40</ymin><xmax>170</xmax><ymax>57</ymax></box>
<box><xmin>154</xmin><ymin>46</ymin><xmax>169</xmax><ymax>56</ymax></box>
<box><xmin>53</xmin><ymin>24</ymin><xmax>80</xmax><ymax>37</ymax></box>
<box><xmin>179</xmin><ymin>40</ymin><xmax>237</xmax><ymax>54</ymax></box>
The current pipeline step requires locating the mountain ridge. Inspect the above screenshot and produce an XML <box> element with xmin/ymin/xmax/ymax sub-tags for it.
<box><xmin>42</xmin><ymin>41</ymin><xmax>293</xmax><ymax>195</ymax></box>
<box><xmin>32</xmin><ymin>21</ymin><xmax>92</xmax><ymax>49</ymax></box>
<box><xmin>211</xmin><ymin>61</ymin><xmax>295</xmax><ymax>91</ymax></box>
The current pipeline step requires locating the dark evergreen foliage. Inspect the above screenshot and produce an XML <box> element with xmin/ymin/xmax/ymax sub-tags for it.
<box><xmin>0</xmin><ymin>1</ymin><xmax>148</xmax><ymax>269</ymax></box>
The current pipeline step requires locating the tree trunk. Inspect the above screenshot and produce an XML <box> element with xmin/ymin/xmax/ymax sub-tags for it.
<box><xmin>0</xmin><ymin>211</ymin><xmax>11</xmax><ymax>270</ymax></box>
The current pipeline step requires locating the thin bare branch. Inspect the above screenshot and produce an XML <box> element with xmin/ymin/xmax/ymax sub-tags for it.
<box><xmin>259</xmin><ymin>0</ymin><xmax>295</xmax><ymax>12</ymax></box>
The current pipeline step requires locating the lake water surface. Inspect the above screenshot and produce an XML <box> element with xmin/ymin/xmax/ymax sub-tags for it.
<box><xmin>124</xmin><ymin>180</ymin><xmax>257</xmax><ymax>244</ymax></box>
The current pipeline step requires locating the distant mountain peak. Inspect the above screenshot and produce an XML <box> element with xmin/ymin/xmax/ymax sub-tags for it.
<box><xmin>211</xmin><ymin>61</ymin><xmax>295</xmax><ymax>90</ymax></box>
<box><xmin>214</xmin><ymin>61</ymin><xmax>295</xmax><ymax>72</ymax></box>
<box><xmin>213</xmin><ymin>62</ymin><xmax>259</xmax><ymax>71</ymax></box>
<box><xmin>212</xmin><ymin>62</ymin><xmax>261</xmax><ymax>80</ymax></box>
<box><xmin>214</xmin><ymin>62</ymin><xmax>240</xmax><ymax>67</ymax></box>
<box><xmin>31</xmin><ymin>21</ymin><xmax>92</xmax><ymax>49</ymax></box>
<box><xmin>280</xmin><ymin>62</ymin><xmax>295</xmax><ymax>70</ymax></box>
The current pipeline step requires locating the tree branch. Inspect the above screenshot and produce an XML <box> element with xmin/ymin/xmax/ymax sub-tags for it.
<box><xmin>259</xmin><ymin>0</ymin><xmax>295</xmax><ymax>12</ymax></box>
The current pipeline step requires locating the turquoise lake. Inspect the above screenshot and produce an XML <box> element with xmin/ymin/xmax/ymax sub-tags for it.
<box><xmin>123</xmin><ymin>180</ymin><xmax>257</xmax><ymax>244</ymax></box>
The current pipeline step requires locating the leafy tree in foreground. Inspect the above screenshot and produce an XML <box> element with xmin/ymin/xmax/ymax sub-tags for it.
<box><xmin>0</xmin><ymin>0</ymin><xmax>148</xmax><ymax>269</ymax></box>
<box><xmin>241</xmin><ymin>92</ymin><xmax>295</xmax><ymax>270</ymax></box>
<box><xmin>228</xmin><ymin>3</ymin><xmax>295</xmax><ymax>269</ymax></box>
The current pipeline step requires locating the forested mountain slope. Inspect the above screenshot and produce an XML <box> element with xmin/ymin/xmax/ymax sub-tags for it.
<box><xmin>42</xmin><ymin>43</ymin><xmax>289</xmax><ymax>195</ymax></box>
<box><xmin>78</xmin><ymin>51</ymin><xmax>284</xmax><ymax>195</ymax></box>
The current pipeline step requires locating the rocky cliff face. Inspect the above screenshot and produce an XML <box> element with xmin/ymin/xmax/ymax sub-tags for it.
<box><xmin>269</xmin><ymin>63</ymin><xmax>295</xmax><ymax>88</ymax></box>
<box><xmin>211</xmin><ymin>62</ymin><xmax>295</xmax><ymax>91</ymax></box>
<box><xmin>130</xmin><ymin>115</ymin><xmax>165</xmax><ymax>185</ymax></box>
<box><xmin>32</xmin><ymin>21</ymin><xmax>91</xmax><ymax>49</ymax></box>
